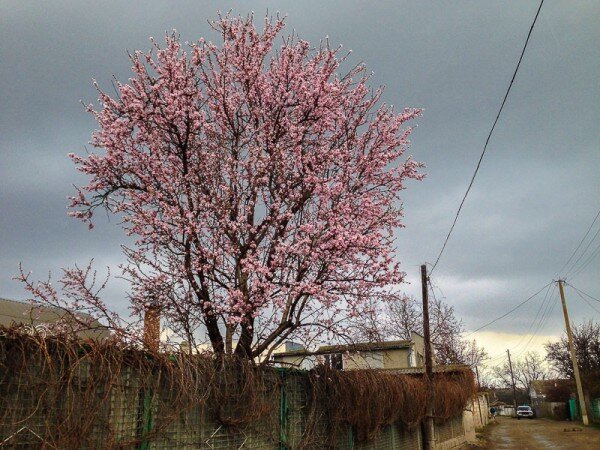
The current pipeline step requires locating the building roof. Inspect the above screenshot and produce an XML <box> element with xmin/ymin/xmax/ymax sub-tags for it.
<box><xmin>384</xmin><ymin>364</ymin><xmax>471</xmax><ymax>375</ymax></box>
<box><xmin>273</xmin><ymin>339</ymin><xmax>412</xmax><ymax>358</ymax></box>
<box><xmin>0</xmin><ymin>297</ymin><xmax>110</xmax><ymax>340</ymax></box>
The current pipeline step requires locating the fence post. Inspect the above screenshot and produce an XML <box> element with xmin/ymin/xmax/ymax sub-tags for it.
<box><xmin>279</xmin><ymin>369</ymin><xmax>289</xmax><ymax>450</ymax></box>
<box><xmin>139</xmin><ymin>390</ymin><xmax>154</xmax><ymax>450</ymax></box>
<box><xmin>139</xmin><ymin>365</ymin><xmax>159</xmax><ymax>450</ymax></box>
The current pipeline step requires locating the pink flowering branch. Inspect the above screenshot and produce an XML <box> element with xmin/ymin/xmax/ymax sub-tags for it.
<box><xmin>16</xmin><ymin>262</ymin><xmax>138</xmax><ymax>344</ymax></box>
<box><xmin>38</xmin><ymin>13</ymin><xmax>422</xmax><ymax>359</ymax></box>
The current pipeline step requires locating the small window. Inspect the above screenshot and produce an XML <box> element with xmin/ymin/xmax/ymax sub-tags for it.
<box><xmin>324</xmin><ymin>353</ymin><xmax>343</xmax><ymax>370</ymax></box>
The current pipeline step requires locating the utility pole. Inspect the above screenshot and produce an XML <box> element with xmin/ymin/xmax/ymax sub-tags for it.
<box><xmin>506</xmin><ymin>349</ymin><xmax>517</xmax><ymax>415</ymax></box>
<box><xmin>475</xmin><ymin>366</ymin><xmax>484</xmax><ymax>426</ymax></box>
<box><xmin>421</xmin><ymin>264</ymin><xmax>436</xmax><ymax>450</ymax></box>
<box><xmin>558</xmin><ymin>280</ymin><xmax>589</xmax><ymax>425</ymax></box>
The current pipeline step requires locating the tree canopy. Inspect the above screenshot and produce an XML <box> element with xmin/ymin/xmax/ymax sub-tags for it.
<box><xmin>20</xmin><ymin>14</ymin><xmax>422</xmax><ymax>359</ymax></box>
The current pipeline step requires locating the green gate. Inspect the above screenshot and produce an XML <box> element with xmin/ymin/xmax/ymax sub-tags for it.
<box><xmin>568</xmin><ymin>398</ymin><xmax>579</xmax><ymax>421</ymax></box>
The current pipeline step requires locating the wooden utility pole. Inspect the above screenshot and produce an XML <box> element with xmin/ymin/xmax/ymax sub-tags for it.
<box><xmin>506</xmin><ymin>349</ymin><xmax>517</xmax><ymax>414</ymax></box>
<box><xmin>475</xmin><ymin>365</ymin><xmax>484</xmax><ymax>426</ymax></box>
<box><xmin>421</xmin><ymin>264</ymin><xmax>436</xmax><ymax>450</ymax></box>
<box><xmin>558</xmin><ymin>280</ymin><xmax>589</xmax><ymax>425</ymax></box>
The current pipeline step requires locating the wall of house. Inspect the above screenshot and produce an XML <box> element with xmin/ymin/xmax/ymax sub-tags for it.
<box><xmin>343</xmin><ymin>350</ymin><xmax>385</xmax><ymax>369</ymax></box>
<box><xmin>382</xmin><ymin>348</ymin><xmax>411</xmax><ymax>369</ymax></box>
<box><xmin>275</xmin><ymin>348</ymin><xmax>414</xmax><ymax>370</ymax></box>
<box><xmin>411</xmin><ymin>331</ymin><xmax>427</xmax><ymax>365</ymax></box>
<box><xmin>273</xmin><ymin>354</ymin><xmax>315</xmax><ymax>369</ymax></box>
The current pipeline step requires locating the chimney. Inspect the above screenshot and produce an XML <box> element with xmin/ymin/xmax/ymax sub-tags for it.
<box><xmin>143</xmin><ymin>305</ymin><xmax>161</xmax><ymax>352</ymax></box>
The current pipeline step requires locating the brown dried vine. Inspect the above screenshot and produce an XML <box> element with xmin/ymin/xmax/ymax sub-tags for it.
<box><xmin>0</xmin><ymin>328</ymin><xmax>477</xmax><ymax>448</ymax></box>
<box><xmin>0</xmin><ymin>328</ymin><xmax>278</xmax><ymax>449</ymax></box>
<box><xmin>306</xmin><ymin>365</ymin><xmax>476</xmax><ymax>443</ymax></box>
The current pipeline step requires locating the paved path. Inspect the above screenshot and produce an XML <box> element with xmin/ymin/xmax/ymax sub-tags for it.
<box><xmin>486</xmin><ymin>416</ymin><xmax>600</xmax><ymax>449</ymax></box>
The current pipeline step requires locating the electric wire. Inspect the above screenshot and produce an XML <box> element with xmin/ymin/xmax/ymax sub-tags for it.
<box><xmin>572</xmin><ymin>287</ymin><xmax>600</xmax><ymax>315</ymax></box>
<box><xmin>510</xmin><ymin>282</ymin><xmax>554</xmax><ymax>356</ymax></box>
<box><xmin>512</xmin><ymin>283</ymin><xmax>558</xmax><ymax>359</ymax></box>
<box><xmin>568</xmin><ymin>239</ymin><xmax>600</xmax><ymax>280</ymax></box>
<box><xmin>558</xmin><ymin>207</ymin><xmax>600</xmax><ymax>276</ymax></box>
<box><xmin>466</xmin><ymin>281</ymin><xmax>552</xmax><ymax>336</ymax></box>
<box><xmin>482</xmin><ymin>282</ymin><xmax>556</xmax><ymax>365</ymax></box>
<box><xmin>566</xmin><ymin>283</ymin><xmax>600</xmax><ymax>304</ymax></box>
<box><xmin>499</xmin><ymin>283</ymin><xmax>552</xmax><ymax>359</ymax></box>
<box><xmin>429</xmin><ymin>0</ymin><xmax>545</xmax><ymax>274</ymax></box>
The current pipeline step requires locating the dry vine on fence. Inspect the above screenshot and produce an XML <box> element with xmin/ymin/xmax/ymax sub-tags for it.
<box><xmin>307</xmin><ymin>365</ymin><xmax>475</xmax><ymax>443</ymax></box>
<box><xmin>0</xmin><ymin>328</ymin><xmax>278</xmax><ymax>448</ymax></box>
<box><xmin>0</xmin><ymin>328</ymin><xmax>476</xmax><ymax>448</ymax></box>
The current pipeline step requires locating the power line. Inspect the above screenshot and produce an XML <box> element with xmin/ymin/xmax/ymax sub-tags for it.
<box><xmin>430</xmin><ymin>0</ymin><xmax>545</xmax><ymax>274</ymax></box>
<box><xmin>571</xmin><ymin>287</ymin><xmax>600</xmax><ymax>315</ymax></box>
<box><xmin>467</xmin><ymin>281</ymin><xmax>552</xmax><ymax>336</ymax></box>
<box><xmin>567</xmin><ymin>283</ymin><xmax>600</xmax><ymax>304</ymax></box>
<box><xmin>568</xmin><ymin>239</ymin><xmax>600</xmax><ymax>280</ymax></box>
<box><xmin>558</xmin><ymin>207</ymin><xmax>600</xmax><ymax>276</ymax></box>
<box><xmin>485</xmin><ymin>283</ymin><xmax>556</xmax><ymax>364</ymax></box>
<box><xmin>513</xmin><ymin>283</ymin><xmax>558</xmax><ymax>359</ymax></box>
<box><xmin>509</xmin><ymin>283</ymin><xmax>553</xmax><ymax>355</ymax></box>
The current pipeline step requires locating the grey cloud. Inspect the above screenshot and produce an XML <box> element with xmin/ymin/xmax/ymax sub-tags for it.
<box><xmin>1</xmin><ymin>1</ymin><xmax>599</xmax><ymax>341</ymax></box>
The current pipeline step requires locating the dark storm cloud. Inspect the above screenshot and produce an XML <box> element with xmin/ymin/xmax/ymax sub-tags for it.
<box><xmin>1</xmin><ymin>1</ymin><xmax>599</xmax><ymax>338</ymax></box>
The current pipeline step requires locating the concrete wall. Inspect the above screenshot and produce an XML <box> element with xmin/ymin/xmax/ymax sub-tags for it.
<box><xmin>471</xmin><ymin>393</ymin><xmax>490</xmax><ymax>428</ymax></box>
<box><xmin>498</xmin><ymin>406</ymin><xmax>515</xmax><ymax>417</ymax></box>
<box><xmin>534</xmin><ymin>401</ymin><xmax>568</xmax><ymax>420</ymax></box>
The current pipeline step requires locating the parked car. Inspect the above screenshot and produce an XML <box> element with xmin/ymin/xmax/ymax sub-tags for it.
<box><xmin>516</xmin><ymin>405</ymin><xmax>534</xmax><ymax>419</ymax></box>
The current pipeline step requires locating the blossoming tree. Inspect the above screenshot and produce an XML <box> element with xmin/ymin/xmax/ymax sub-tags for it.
<box><xmin>20</xmin><ymin>15</ymin><xmax>423</xmax><ymax>359</ymax></box>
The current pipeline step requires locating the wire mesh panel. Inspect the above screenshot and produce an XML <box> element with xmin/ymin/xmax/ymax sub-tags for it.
<box><xmin>0</xmin><ymin>357</ymin><xmax>48</xmax><ymax>448</ymax></box>
<box><xmin>397</xmin><ymin>425</ymin><xmax>421</xmax><ymax>450</ymax></box>
<box><xmin>143</xmin><ymin>368</ymin><xmax>281</xmax><ymax>450</ymax></box>
<box><xmin>435</xmin><ymin>415</ymin><xmax>464</xmax><ymax>444</ymax></box>
<box><xmin>108</xmin><ymin>365</ymin><xmax>142</xmax><ymax>446</ymax></box>
<box><xmin>284</xmin><ymin>372</ymin><xmax>311</xmax><ymax>448</ymax></box>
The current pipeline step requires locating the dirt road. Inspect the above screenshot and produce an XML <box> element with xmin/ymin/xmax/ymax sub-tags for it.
<box><xmin>486</xmin><ymin>416</ymin><xmax>600</xmax><ymax>449</ymax></box>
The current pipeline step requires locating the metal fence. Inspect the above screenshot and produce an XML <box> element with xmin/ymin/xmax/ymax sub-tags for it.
<box><xmin>592</xmin><ymin>398</ymin><xmax>600</xmax><ymax>423</ymax></box>
<box><xmin>0</xmin><ymin>348</ymin><xmax>465</xmax><ymax>449</ymax></box>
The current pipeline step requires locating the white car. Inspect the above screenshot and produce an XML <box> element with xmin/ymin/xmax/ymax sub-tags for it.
<box><xmin>516</xmin><ymin>405</ymin><xmax>534</xmax><ymax>419</ymax></box>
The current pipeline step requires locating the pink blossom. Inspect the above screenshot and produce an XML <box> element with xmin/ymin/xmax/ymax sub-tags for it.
<box><xmin>27</xmin><ymin>14</ymin><xmax>423</xmax><ymax>359</ymax></box>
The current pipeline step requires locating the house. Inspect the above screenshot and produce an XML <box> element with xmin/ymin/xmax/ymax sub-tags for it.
<box><xmin>0</xmin><ymin>297</ymin><xmax>110</xmax><ymax>340</ymax></box>
<box><xmin>272</xmin><ymin>331</ymin><xmax>427</xmax><ymax>370</ymax></box>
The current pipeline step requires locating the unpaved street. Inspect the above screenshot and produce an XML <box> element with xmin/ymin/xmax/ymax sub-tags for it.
<box><xmin>486</xmin><ymin>416</ymin><xmax>600</xmax><ymax>449</ymax></box>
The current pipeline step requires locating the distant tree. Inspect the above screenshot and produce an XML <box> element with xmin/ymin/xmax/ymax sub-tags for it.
<box><xmin>545</xmin><ymin>320</ymin><xmax>600</xmax><ymax>396</ymax></box>
<box><xmin>478</xmin><ymin>366</ymin><xmax>499</xmax><ymax>390</ymax></box>
<box><xmin>492</xmin><ymin>351</ymin><xmax>549</xmax><ymax>390</ymax></box>
<box><xmin>349</xmin><ymin>293</ymin><xmax>488</xmax><ymax>367</ymax></box>
<box><xmin>18</xmin><ymin>14</ymin><xmax>422</xmax><ymax>360</ymax></box>
<box><xmin>545</xmin><ymin>381</ymin><xmax>574</xmax><ymax>402</ymax></box>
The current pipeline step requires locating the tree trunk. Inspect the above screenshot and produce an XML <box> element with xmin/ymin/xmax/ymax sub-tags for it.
<box><xmin>234</xmin><ymin>320</ymin><xmax>254</xmax><ymax>360</ymax></box>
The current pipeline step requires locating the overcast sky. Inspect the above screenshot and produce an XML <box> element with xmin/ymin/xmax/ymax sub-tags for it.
<box><xmin>1</xmin><ymin>1</ymin><xmax>599</xmax><ymax>361</ymax></box>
